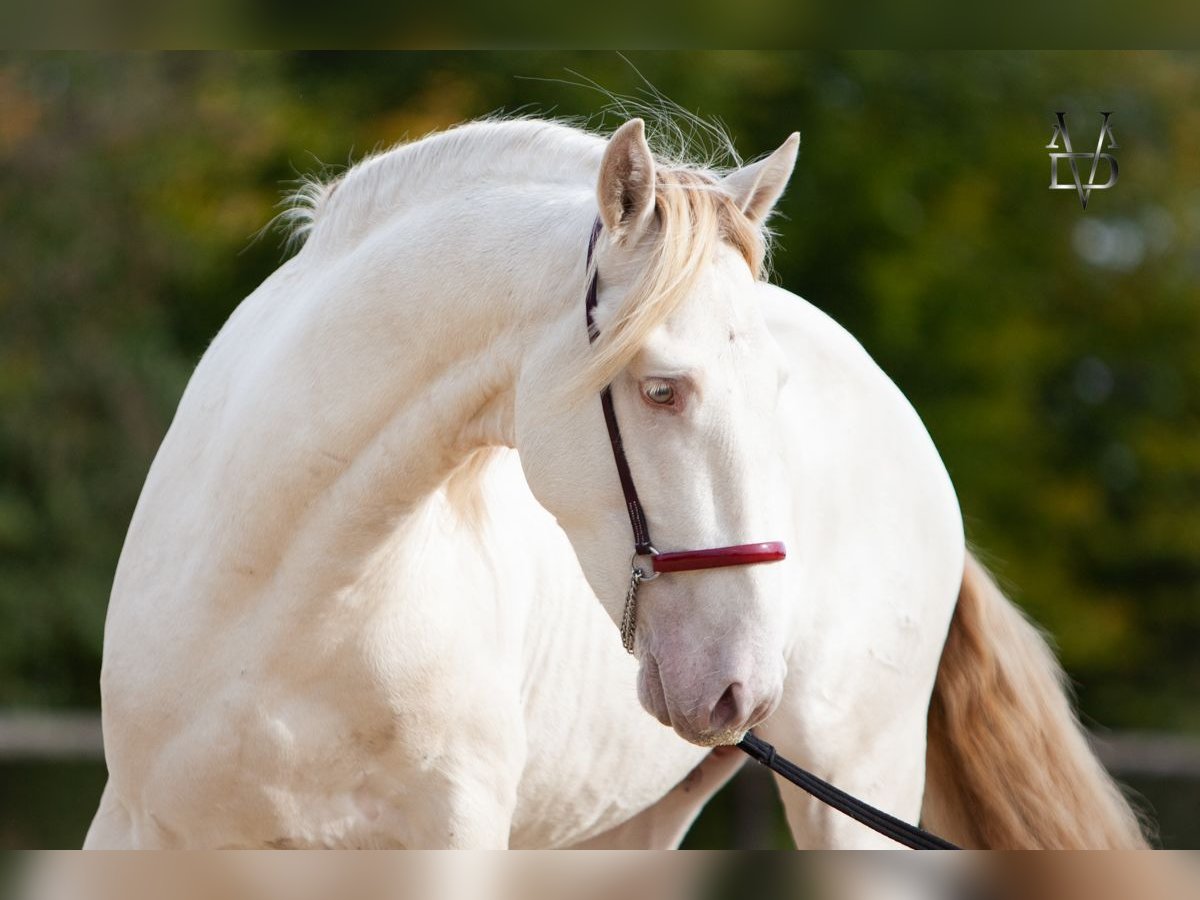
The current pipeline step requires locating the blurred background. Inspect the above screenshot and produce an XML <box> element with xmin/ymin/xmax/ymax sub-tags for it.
<box><xmin>0</xmin><ymin>51</ymin><xmax>1196</xmax><ymax>848</ymax></box>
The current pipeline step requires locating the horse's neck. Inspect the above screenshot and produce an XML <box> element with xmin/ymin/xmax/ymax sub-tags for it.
<box><xmin>757</xmin><ymin>282</ymin><xmax>964</xmax><ymax>658</ymax></box>
<box><xmin>126</xmin><ymin>185</ymin><xmax>593</xmax><ymax>608</ymax></box>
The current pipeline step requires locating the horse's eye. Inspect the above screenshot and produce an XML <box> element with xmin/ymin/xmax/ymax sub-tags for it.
<box><xmin>644</xmin><ymin>382</ymin><xmax>675</xmax><ymax>405</ymax></box>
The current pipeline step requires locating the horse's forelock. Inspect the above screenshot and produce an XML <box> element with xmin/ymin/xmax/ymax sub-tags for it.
<box><xmin>574</xmin><ymin>167</ymin><xmax>767</xmax><ymax>396</ymax></box>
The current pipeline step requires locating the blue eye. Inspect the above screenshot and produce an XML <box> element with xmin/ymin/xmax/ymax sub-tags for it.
<box><xmin>645</xmin><ymin>382</ymin><xmax>675</xmax><ymax>404</ymax></box>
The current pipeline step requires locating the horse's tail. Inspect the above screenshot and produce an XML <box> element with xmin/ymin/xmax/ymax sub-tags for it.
<box><xmin>922</xmin><ymin>551</ymin><xmax>1149</xmax><ymax>848</ymax></box>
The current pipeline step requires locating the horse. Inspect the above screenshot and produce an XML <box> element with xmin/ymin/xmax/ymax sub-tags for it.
<box><xmin>84</xmin><ymin>116</ymin><xmax>1147</xmax><ymax>848</ymax></box>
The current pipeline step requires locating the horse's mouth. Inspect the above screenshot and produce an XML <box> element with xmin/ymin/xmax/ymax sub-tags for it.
<box><xmin>637</xmin><ymin>649</ymin><xmax>783</xmax><ymax>747</ymax></box>
<box><xmin>636</xmin><ymin>653</ymin><xmax>672</xmax><ymax>729</ymax></box>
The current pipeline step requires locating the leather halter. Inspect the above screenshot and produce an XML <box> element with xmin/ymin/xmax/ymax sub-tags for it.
<box><xmin>584</xmin><ymin>219</ymin><xmax>786</xmax><ymax>653</ymax></box>
<box><xmin>581</xmin><ymin>219</ymin><xmax>959</xmax><ymax>851</ymax></box>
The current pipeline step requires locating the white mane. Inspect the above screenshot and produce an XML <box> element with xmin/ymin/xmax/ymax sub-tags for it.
<box><xmin>273</xmin><ymin>116</ymin><xmax>768</xmax><ymax>395</ymax></box>
<box><xmin>276</xmin><ymin>112</ymin><xmax>756</xmax><ymax>255</ymax></box>
<box><xmin>279</xmin><ymin>119</ymin><xmax>605</xmax><ymax>252</ymax></box>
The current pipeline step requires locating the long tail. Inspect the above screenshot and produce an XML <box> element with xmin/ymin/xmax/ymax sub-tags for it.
<box><xmin>922</xmin><ymin>551</ymin><xmax>1149</xmax><ymax>848</ymax></box>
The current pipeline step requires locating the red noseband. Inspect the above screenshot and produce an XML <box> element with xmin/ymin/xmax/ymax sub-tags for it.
<box><xmin>651</xmin><ymin>541</ymin><xmax>787</xmax><ymax>574</ymax></box>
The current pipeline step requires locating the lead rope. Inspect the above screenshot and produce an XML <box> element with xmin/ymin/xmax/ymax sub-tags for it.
<box><xmin>737</xmin><ymin>732</ymin><xmax>959</xmax><ymax>849</ymax></box>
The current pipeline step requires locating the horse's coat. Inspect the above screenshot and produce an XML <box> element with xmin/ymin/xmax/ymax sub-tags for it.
<box><xmin>85</xmin><ymin>117</ymin><xmax>1145</xmax><ymax>849</ymax></box>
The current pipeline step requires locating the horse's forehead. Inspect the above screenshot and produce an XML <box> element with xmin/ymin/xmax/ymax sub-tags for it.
<box><xmin>643</xmin><ymin>295</ymin><xmax>772</xmax><ymax>382</ymax></box>
<box><xmin>662</xmin><ymin>247</ymin><xmax>762</xmax><ymax>339</ymax></box>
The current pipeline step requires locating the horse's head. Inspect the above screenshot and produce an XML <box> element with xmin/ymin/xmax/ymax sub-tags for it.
<box><xmin>517</xmin><ymin>119</ymin><xmax>798</xmax><ymax>746</ymax></box>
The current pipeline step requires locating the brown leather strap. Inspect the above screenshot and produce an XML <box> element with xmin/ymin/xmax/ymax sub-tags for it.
<box><xmin>585</xmin><ymin>219</ymin><xmax>655</xmax><ymax>556</ymax></box>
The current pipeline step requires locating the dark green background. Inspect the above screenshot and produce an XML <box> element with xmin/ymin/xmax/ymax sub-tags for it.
<box><xmin>0</xmin><ymin>51</ymin><xmax>1196</xmax><ymax>847</ymax></box>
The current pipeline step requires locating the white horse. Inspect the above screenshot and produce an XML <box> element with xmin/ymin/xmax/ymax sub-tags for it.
<box><xmin>86</xmin><ymin>117</ymin><xmax>1146</xmax><ymax>849</ymax></box>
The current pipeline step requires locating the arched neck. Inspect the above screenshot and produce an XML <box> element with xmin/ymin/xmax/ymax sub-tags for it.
<box><xmin>252</xmin><ymin>190</ymin><xmax>596</xmax><ymax>549</ymax></box>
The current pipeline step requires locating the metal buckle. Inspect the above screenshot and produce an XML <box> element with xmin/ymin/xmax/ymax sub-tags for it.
<box><xmin>631</xmin><ymin>546</ymin><xmax>660</xmax><ymax>582</ymax></box>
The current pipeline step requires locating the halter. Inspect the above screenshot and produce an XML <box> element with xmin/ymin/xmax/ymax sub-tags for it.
<box><xmin>581</xmin><ymin>218</ymin><xmax>958</xmax><ymax>851</ymax></box>
<box><xmin>584</xmin><ymin>219</ymin><xmax>786</xmax><ymax>654</ymax></box>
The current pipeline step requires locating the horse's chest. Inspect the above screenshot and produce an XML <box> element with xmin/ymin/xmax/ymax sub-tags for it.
<box><xmin>507</xmin><ymin>614</ymin><xmax>707</xmax><ymax>847</ymax></box>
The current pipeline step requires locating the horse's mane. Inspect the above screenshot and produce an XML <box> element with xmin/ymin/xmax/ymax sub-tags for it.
<box><xmin>277</xmin><ymin>106</ymin><xmax>753</xmax><ymax>246</ymax></box>
<box><xmin>278</xmin><ymin>118</ymin><xmax>602</xmax><ymax>252</ymax></box>
<box><xmin>279</xmin><ymin>116</ymin><xmax>767</xmax><ymax>395</ymax></box>
<box><xmin>274</xmin><ymin>114</ymin><xmax>771</xmax><ymax>525</ymax></box>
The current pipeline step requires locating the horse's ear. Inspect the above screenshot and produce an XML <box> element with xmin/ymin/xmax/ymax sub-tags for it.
<box><xmin>722</xmin><ymin>133</ymin><xmax>800</xmax><ymax>224</ymax></box>
<box><xmin>597</xmin><ymin>118</ymin><xmax>656</xmax><ymax>244</ymax></box>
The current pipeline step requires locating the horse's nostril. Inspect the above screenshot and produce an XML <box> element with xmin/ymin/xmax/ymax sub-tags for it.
<box><xmin>710</xmin><ymin>682</ymin><xmax>748</xmax><ymax>732</ymax></box>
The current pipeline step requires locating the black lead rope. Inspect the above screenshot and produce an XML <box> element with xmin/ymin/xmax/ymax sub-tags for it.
<box><xmin>737</xmin><ymin>732</ymin><xmax>960</xmax><ymax>849</ymax></box>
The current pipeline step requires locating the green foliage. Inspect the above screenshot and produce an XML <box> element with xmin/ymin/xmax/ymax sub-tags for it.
<box><xmin>1</xmin><ymin>52</ymin><xmax>1197</xmax><ymax>730</ymax></box>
